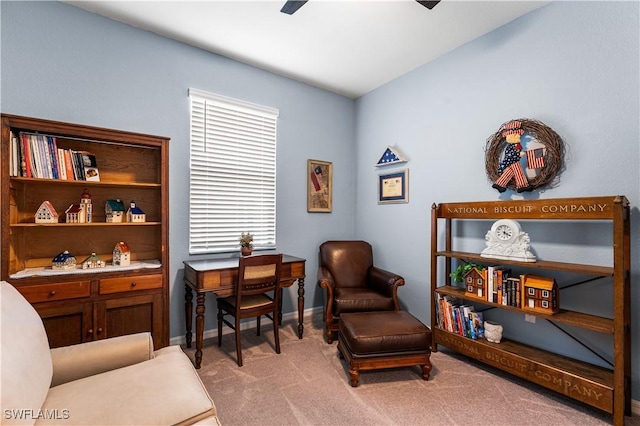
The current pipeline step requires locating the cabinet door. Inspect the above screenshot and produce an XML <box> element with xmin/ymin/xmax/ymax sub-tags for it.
<box><xmin>96</xmin><ymin>293</ymin><xmax>164</xmax><ymax>349</ymax></box>
<box><xmin>35</xmin><ymin>303</ymin><xmax>93</xmax><ymax>348</ymax></box>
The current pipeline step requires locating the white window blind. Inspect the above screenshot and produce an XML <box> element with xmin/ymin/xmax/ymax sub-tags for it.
<box><xmin>189</xmin><ymin>88</ymin><xmax>279</xmax><ymax>254</ymax></box>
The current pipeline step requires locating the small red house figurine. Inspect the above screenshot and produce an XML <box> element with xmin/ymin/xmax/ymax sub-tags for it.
<box><xmin>35</xmin><ymin>201</ymin><xmax>59</xmax><ymax>223</ymax></box>
<box><xmin>521</xmin><ymin>274</ymin><xmax>559</xmax><ymax>315</ymax></box>
<box><xmin>464</xmin><ymin>267</ymin><xmax>487</xmax><ymax>300</ymax></box>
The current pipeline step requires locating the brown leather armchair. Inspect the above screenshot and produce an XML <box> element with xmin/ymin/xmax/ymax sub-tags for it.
<box><xmin>317</xmin><ymin>240</ymin><xmax>405</xmax><ymax>343</ymax></box>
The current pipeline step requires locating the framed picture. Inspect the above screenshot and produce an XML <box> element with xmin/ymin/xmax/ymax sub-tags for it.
<box><xmin>378</xmin><ymin>169</ymin><xmax>409</xmax><ymax>204</ymax></box>
<box><xmin>307</xmin><ymin>159</ymin><xmax>332</xmax><ymax>213</ymax></box>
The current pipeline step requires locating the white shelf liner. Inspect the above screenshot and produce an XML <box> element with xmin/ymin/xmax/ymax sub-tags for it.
<box><xmin>10</xmin><ymin>260</ymin><xmax>161</xmax><ymax>279</ymax></box>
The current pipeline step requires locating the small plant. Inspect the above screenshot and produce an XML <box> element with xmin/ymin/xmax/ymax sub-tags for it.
<box><xmin>239</xmin><ymin>232</ymin><xmax>254</xmax><ymax>249</ymax></box>
<box><xmin>450</xmin><ymin>262</ymin><xmax>484</xmax><ymax>284</ymax></box>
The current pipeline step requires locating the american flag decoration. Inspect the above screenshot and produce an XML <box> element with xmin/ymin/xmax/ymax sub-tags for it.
<box><xmin>311</xmin><ymin>165</ymin><xmax>322</xmax><ymax>191</ymax></box>
<box><xmin>526</xmin><ymin>148</ymin><xmax>546</xmax><ymax>169</ymax></box>
<box><xmin>375</xmin><ymin>146</ymin><xmax>407</xmax><ymax>167</ymax></box>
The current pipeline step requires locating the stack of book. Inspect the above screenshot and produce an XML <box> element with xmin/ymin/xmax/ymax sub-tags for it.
<box><xmin>434</xmin><ymin>293</ymin><xmax>484</xmax><ymax>339</ymax></box>
<box><xmin>9</xmin><ymin>131</ymin><xmax>99</xmax><ymax>181</ymax></box>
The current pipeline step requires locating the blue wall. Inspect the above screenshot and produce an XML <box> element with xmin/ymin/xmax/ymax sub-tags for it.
<box><xmin>355</xmin><ymin>1</ymin><xmax>639</xmax><ymax>401</ymax></box>
<box><xmin>0</xmin><ymin>1</ymin><xmax>356</xmax><ymax>338</ymax></box>
<box><xmin>2</xmin><ymin>0</ymin><xmax>639</xmax><ymax>402</ymax></box>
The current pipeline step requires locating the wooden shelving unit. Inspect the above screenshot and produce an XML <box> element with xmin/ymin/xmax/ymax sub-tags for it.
<box><xmin>430</xmin><ymin>196</ymin><xmax>631</xmax><ymax>425</ymax></box>
<box><xmin>1</xmin><ymin>114</ymin><xmax>170</xmax><ymax>349</ymax></box>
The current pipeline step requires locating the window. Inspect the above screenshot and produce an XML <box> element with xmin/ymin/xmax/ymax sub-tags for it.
<box><xmin>189</xmin><ymin>89</ymin><xmax>279</xmax><ymax>254</ymax></box>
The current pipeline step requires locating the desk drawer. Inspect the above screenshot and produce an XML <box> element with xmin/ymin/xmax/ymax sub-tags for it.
<box><xmin>18</xmin><ymin>281</ymin><xmax>90</xmax><ymax>304</ymax></box>
<box><xmin>99</xmin><ymin>274</ymin><xmax>163</xmax><ymax>295</ymax></box>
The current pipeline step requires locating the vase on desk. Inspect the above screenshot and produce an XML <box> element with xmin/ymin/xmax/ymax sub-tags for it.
<box><xmin>241</xmin><ymin>247</ymin><xmax>252</xmax><ymax>256</ymax></box>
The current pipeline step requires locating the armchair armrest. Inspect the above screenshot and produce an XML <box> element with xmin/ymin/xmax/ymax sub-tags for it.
<box><xmin>50</xmin><ymin>332</ymin><xmax>155</xmax><ymax>387</ymax></box>
<box><xmin>368</xmin><ymin>266</ymin><xmax>405</xmax><ymax>308</ymax></box>
<box><xmin>317</xmin><ymin>266</ymin><xmax>335</xmax><ymax>291</ymax></box>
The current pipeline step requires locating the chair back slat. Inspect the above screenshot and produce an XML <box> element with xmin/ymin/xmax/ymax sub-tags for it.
<box><xmin>237</xmin><ymin>254</ymin><xmax>283</xmax><ymax>299</ymax></box>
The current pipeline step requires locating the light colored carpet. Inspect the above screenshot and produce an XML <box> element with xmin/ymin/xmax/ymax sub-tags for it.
<box><xmin>182</xmin><ymin>313</ymin><xmax>637</xmax><ymax>426</ymax></box>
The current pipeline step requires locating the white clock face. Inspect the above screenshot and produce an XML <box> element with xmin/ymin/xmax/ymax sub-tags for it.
<box><xmin>496</xmin><ymin>224</ymin><xmax>514</xmax><ymax>241</ymax></box>
<box><xmin>490</xmin><ymin>219</ymin><xmax>521</xmax><ymax>244</ymax></box>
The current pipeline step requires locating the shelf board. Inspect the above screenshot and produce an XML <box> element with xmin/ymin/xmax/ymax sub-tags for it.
<box><xmin>10</xmin><ymin>177</ymin><xmax>161</xmax><ymax>188</ymax></box>
<box><xmin>436</xmin><ymin>285</ymin><xmax>614</xmax><ymax>334</ymax></box>
<box><xmin>433</xmin><ymin>328</ymin><xmax>614</xmax><ymax>413</ymax></box>
<box><xmin>11</xmin><ymin>222</ymin><xmax>161</xmax><ymax>227</ymax></box>
<box><xmin>436</xmin><ymin>251</ymin><xmax>614</xmax><ymax>276</ymax></box>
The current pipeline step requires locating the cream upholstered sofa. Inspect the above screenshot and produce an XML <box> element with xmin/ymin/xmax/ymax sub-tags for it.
<box><xmin>1</xmin><ymin>281</ymin><xmax>220</xmax><ymax>425</ymax></box>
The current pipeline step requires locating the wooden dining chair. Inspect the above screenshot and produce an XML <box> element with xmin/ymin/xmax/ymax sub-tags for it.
<box><xmin>217</xmin><ymin>253</ymin><xmax>283</xmax><ymax>366</ymax></box>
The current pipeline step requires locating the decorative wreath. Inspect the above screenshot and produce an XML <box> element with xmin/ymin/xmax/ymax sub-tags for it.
<box><xmin>485</xmin><ymin>118</ymin><xmax>565</xmax><ymax>192</ymax></box>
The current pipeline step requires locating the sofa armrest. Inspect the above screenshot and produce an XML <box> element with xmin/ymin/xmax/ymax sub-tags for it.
<box><xmin>368</xmin><ymin>266</ymin><xmax>405</xmax><ymax>307</ymax></box>
<box><xmin>50</xmin><ymin>332</ymin><xmax>155</xmax><ymax>387</ymax></box>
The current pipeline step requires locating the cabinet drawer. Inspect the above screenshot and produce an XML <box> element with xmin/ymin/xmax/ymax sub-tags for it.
<box><xmin>99</xmin><ymin>274</ymin><xmax>163</xmax><ymax>295</ymax></box>
<box><xmin>17</xmin><ymin>281</ymin><xmax>90</xmax><ymax>304</ymax></box>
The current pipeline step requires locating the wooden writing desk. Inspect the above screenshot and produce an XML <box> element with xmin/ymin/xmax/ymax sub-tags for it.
<box><xmin>183</xmin><ymin>254</ymin><xmax>306</xmax><ymax>368</ymax></box>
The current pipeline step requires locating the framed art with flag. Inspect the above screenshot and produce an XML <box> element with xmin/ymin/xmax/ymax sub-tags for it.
<box><xmin>307</xmin><ymin>159</ymin><xmax>332</xmax><ymax>212</ymax></box>
<box><xmin>378</xmin><ymin>169</ymin><xmax>409</xmax><ymax>204</ymax></box>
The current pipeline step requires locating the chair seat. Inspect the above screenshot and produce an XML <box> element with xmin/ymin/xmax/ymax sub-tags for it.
<box><xmin>333</xmin><ymin>287</ymin><xmax>395</xmax><ymax>314</ymax></box>
<box><xmin>220</xmin><ymin>294</ymin><xmax>273</xmax><ymax>310</ymax></box>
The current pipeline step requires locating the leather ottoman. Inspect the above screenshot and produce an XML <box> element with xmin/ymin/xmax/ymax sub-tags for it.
<box><xmin>337</xmin><ymin>311</ymin><xmax>432</xmax><ymax>387</ymax></box>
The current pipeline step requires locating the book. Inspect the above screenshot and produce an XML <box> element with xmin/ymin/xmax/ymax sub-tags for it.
<box><xmin>80</xmin><ymin>151</ymin><xmax>100</xmax><ymax>181</ymax></box>
<box><xmin>471</xmin><ymin>311</ymin><xmax>484</xmax><ymax>339</ymax></box>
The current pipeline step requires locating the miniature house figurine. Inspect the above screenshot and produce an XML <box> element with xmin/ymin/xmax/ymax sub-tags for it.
<box><xmin>35</xmin><ymin>201</ymin><xmax>59</xmax><ymax>223</ymax></box>
<box><xmin>113</xmin><ymin>241</ymin><xmax>131</xmax><ymax>266</ymax></box>
<box><xmin>105</xmin><ymin>199</ymin><xmax>125</xmax><ymax>223</ymax></box>
<box><xmin>80</xmin><ymin>188</ymin><xmax>92</xmax><ymax>223</ymax></box>
<box><xmin>464</xmin><ymin>267</ymin><xmax>487</xmax><ymax>300</ymax></box>
<box><xmin>81</xmin><ymin>252</ymin><xmax>106</xmax><ymax>269</ymax></box>
<box><xmin>126</xmin><ymin>200</ymin><xmax>145</xmax><ymax>223</ymax></box>
<box><xmin>521</xmin><ymin>274</ymin><xmax>559</xmax><ymax>315</ymax></box>
<box><xmin>65</xmin><ymin>189</ymin><xmax>92</xmax><ymax>223</ymax></box>
<box><xmin>52</xmin><ymin>250</ymin><xmax>76</xmax><ymax>270</ymax></box>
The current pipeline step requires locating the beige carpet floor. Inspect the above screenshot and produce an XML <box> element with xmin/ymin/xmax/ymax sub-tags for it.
<box><xmin>182</xmin><ymin>313</ymin><xmax>638</xmax><ymax>426</ymax></box>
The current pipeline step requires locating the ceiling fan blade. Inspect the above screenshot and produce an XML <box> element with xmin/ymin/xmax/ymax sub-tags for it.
<box><xmin>280</xmin><ymin>1</ymin><xmax>308</xmax><ymax>15</ymax></box>
<box><xmin>416</xmin><ymin>1</ymin><xmax>441</xmax><ymax>10</ymax></box>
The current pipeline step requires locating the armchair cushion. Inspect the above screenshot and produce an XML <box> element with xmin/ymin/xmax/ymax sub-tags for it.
<box><xmin>41</xmin><ymin>346</ymin><xmax>216</xmax><ymax>425</ymax></box>
<box><xmin>1</xmin><ymin>281</ymin><xmax>53</xmax><ymax>424</ymax></box>
<box><xmin>50</xmin><ymin>332</ymin><xmax>155</xmax><ymax>387</ymax></box>
<box><xmin>333</xmin><ymin>287</ymin><xmax>395</xmax><ymax>314</ymax></box>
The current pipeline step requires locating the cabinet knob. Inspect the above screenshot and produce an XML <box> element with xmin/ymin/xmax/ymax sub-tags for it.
<box><xmin>49</xmin><ymin>290</ymin><xmax>56</xmax><ymax>296</ymax></box>
<box><xmin>88</xmin><ymin>329</ymin><xmax>93</xmax><ymax>335</ymax></box>
<box><xmin>130</xmin><ymin>282</ymin><xmax>137</xmax><ymax>287</ymax></box>
<box><xmin>97</xmin><ymin>328</ymin><xmax>103</xmax><ymax>334</ymax></box>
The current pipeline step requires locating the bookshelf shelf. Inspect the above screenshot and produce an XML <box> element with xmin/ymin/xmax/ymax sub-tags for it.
<box><xmin>1</xmin><ymin>114</ymin><xmax>170</xmax><ymax>350</ymax></box>
<box><xmin>430</xmin><ymin>197</ymin><xmax>630</xmax><ymax>425</ymax></box>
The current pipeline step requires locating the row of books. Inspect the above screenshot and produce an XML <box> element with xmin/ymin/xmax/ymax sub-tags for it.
<box><xmin>434</xmin><ymin>293</ymin><xmax>484</xmax><ymax>339</ymax></box>
<box><xmin>9</xmin><ymin>131</ymin><xmax>100</xmax><ymax>181</ymax></box>
<box><xmin>485</xmin><ymin>266</ymin><xmax>521</xmax><ymax>308</ymax></box>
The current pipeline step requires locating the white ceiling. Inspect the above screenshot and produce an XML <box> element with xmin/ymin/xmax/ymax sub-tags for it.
<box><xmin>64</xmin><ymin>0</ymin><xmax>547</xmax><ymax>99</ymax></box>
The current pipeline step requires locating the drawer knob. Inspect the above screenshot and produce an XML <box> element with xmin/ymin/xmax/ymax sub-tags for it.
<box><xmin>49</xmin><ymin>290</ymin><xmax>56</xmax><ymax>296</ymax></box>
<box><xmin>97</xmin><ymin>328</ymin><xmax>103</xmax><ymax>334</ymax></box>
<box><xmin>88</xmin><ymin>329</ymin><xmax>93</xmax><ymax>335</ymax></box>
<box><xmin>130</xmin><ymin>282</ymin><xmax>137</xmax><ymax>287</ymax></box>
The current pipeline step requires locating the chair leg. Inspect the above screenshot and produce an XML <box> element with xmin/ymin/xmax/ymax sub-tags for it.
<box><xmin>235</xmin><ymin>316</ymin><xmax>243</xmax><ymax>367</ymax></box>
<box><xmin>256</xmin><ymin>315</ymin><xmax>261</xmax><ymax>336</ymax></box>
<box><xmin>273</xmin><ymin>309</ymin><xmax>281</xmax><ymax>354</ymax></box>
<box><xmin>217</xmin><ymin>306</ymin><xmax>223</xmax><ymax>347</ymax></box>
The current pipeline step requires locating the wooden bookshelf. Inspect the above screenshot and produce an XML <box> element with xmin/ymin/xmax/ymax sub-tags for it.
<box><xmin>1</xmin><ymin>114</ymin><xmax>169</xmax><ymax>349</ymax></box>
<box><xmin>430</xmin><ymin>197</ymin><xmax>630</xmax><ymax>425</ymax></box>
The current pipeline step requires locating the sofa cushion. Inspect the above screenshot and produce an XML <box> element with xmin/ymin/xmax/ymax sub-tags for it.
<box><xmin>39</xmin><ymin>346</ymin><xmax>216</xmax><ymax>425</ymax></box>
<box><xmin>1</xmin><ymin>281</ymin><xmax>53</xmax><ymax>426</ymax></box>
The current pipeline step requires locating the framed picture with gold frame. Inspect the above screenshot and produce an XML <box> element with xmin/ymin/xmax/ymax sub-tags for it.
<box><xmin>378</xmin><ymin>169</ymin><xmax>409</xmax><ymax>204</ymax></box>
<box><xmin>307</xmin><ymin>159</ymin><xmax>332</xmax><ymax>213</ymax></box>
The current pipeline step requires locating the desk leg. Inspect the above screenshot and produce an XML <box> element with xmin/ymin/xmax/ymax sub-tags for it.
<box><xmin>195</xmin><ymin>293</ymin><xmax>206</xmax><ymax>369</ymax></box>
<box><xmin>297</xmin><ymin>278</ymin><xmax>305</xmax><ymax>339</ymax></box>
<box><xmin>185</xmin><ymin>285</ymin><xmax>193</xmax><ymax>348</ymax></box>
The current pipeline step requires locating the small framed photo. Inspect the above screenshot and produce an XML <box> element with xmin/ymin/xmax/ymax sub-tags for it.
<box><xmin>307</xmin><ymin>159</ymin><xmax>333</xmax><ymax>213</ymax></box>
<box><xmin>378</xmin><ymin>169</ymin><xmax>408</xmax><ymax>204</ymax></box>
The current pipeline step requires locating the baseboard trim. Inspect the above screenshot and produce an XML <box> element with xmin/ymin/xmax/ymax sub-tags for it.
<box><xmin>170</xmin><ymin>305</ymin><xmax>322</xmax><ymax>346</ymax></box>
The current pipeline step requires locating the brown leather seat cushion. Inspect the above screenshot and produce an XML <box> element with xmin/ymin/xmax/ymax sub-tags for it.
<box><xmin>339</xmin><ymin>311</ymin><xmax>431</xmax><ymax>355</ymax></box>
<box><xmin>333</xmin><ymin>287</ymin><xmax>395</xmax><ymax>314</ymax></box>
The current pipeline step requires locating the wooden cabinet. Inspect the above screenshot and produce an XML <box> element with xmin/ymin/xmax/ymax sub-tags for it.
<box><xmin>1</xmin><ymin>114</ymin><xmax>169</xmax><ymax>349</ymax></box>
<box><xmin>430</xmin><ymin>196</ymin><xmax>630</xmax><ymax>425</ymax></box>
